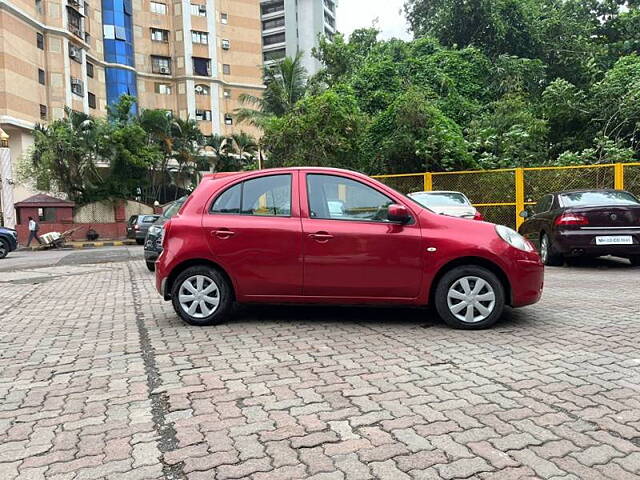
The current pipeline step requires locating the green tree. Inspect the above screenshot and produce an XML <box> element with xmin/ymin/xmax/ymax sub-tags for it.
<box><xmin>468</xmin><ymin>94</ymin><xmax>549</xmax><ymax>168</ymax></box>
<box><xmin>262</xmin><ymin>90</ymin><xmax>368</xmax><ymax>170</ymax></box>
<box><xmin>404</xmin><ymin>0</ymin><xmax>542</xmax><ymax>58</ymax></box>
<box><xmin>365</xmin><ymin>88</ymin><xmax>473</xmax><ymax>174</ymax></box>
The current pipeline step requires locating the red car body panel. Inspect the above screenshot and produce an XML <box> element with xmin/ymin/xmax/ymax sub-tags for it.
<box><xmin>156</xmin><ymin>168</ymin><xmax>543</xmax><ymax>309</ymax></box>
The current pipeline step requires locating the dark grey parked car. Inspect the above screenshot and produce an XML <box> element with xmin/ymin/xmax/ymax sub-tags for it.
<box><xmin>127</xmin><ymin>214</ymin><xmax>160</xmax><ymax>245</ymax></box>
<box><xmin>0</xmin><ymin>226</ymin><xmax>18</xmax><ymax>259</ymax></box>
<box><xmin>144</xmin><ymin>197</ymin><xmax>187</xmax><ymax>271</ymax></box>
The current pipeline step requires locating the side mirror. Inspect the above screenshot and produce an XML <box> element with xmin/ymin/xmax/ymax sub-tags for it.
<box><xmin>388</xmin><ymin>204</ymin><xmax>411</xmax><ymax>224</ymax></box>
<box><xmin>519</xmin><ymin>210</ymin><xmax>530</xmax><ymax>219</ymax></box>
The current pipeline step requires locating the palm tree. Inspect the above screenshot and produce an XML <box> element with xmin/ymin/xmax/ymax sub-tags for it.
<box><xmin>204</xmin><ymin>134</ymin><xmax>232</xmax><ymax>172</ymax></box>
<box><xmin>231</xmin><ymin>132</ymin><xmax>258</xmax><ymax>162</ymax></box>
<box><xmin>170</xmin><ymin>117</ymin><xmax>204</xmax><ymax>193</ymax></box>
<box><xmin>139</xmin><ymin>109</ymin><xmax>174</xmax><ymax>198</ymax></box>
<box><xmin>30</xmin><ymin>107</ymin><xmax>101</xmax><ymax>203</ymax></box>
<box><xmin>236</xmin><ymin>52</ymin><xmax>308</xmax><ymax>128</ymax></box>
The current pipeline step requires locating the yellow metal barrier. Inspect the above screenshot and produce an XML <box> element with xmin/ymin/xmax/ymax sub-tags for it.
<box><xmin>373</xmin><ymin>162</ymin><xmax>640</xmax><ymax>229</ymax></box>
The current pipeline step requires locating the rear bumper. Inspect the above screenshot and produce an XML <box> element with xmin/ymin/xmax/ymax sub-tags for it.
<box><xmin>553</xmin><ymin>230</ymin><xmax>640</xmax><ymax>257</ymax></box>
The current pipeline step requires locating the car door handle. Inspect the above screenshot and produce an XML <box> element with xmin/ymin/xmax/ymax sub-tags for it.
<box><xmin>213</xmin><ymin>229</ymin><xmax>235</xmax><ymax>239</ymax></box>
<box><xmin>309</xmin><ymin>232</ymin><xmax>334</xmax><ymax>242</ymax></box>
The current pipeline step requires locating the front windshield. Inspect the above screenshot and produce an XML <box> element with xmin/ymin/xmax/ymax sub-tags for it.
<box><xmin>410</xmin><ymin>192</ymin><xmax>470</xmax><ymax>207</ymax></box>
<box><xmin>560</xmin><ymin>191</ymin><xmax>639</xmax><ymax>207</ymax></box>
<box><xmin>162</xmin><ymin>196</ymin><xmax>187</xmax><ymax>219</ymax></box>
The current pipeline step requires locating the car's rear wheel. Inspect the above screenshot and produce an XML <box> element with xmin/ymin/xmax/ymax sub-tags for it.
<box><xmin>540</xmin><ymin>233</ymin><xmax>563</xmax><ymax>266</ymax></box>
<box><xmin>435</xmin><ymin>265</ymin><xmax>505</xmax><ymax>329</ymax></box>
<box><xmin>171</xmin><ymin>266</ymin><xmax>233</xmax><ymax>326</ymax></box>
<box><xmin>0</xmin><ymin>238</ymin><xmax>8</xmax><ymax>259</ymax></box>
<box><xmin>146</xmin><ymin>261</ymin><xmax>155</xmax><ymax>272</ymax></box>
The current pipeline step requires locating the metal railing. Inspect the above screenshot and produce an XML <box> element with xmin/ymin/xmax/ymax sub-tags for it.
<box><xmin>373</xmin><ymin>163</ymin><xmax>640</xmax><ymax>229</ymax></box>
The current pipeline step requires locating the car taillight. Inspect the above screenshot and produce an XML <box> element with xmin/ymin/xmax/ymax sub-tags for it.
<box><xmin>134</xmin><ymin>224</ymin><xmax>140</xmax><ymax>230</ymax></box>
<box><xmin>554</xmin><ymin>213</ymin><xmax>589</xmax><ymax>226</ymax></box>
<box><xmin>473</xmin><ymin>211</ymin><xmax>485</xmax><ymax>221</ymax></box>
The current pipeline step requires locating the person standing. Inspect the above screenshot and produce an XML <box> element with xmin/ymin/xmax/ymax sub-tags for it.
<box><xmin>27</xmin><ymin>216</ymin><xmax>42</xmax><ymax>247</ymax></box>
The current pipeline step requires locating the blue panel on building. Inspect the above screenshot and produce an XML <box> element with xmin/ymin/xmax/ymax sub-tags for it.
<box><xmin>102</xmin><ymin>0</ymin><xmax>136</xmax><ymax>107</ymax></box>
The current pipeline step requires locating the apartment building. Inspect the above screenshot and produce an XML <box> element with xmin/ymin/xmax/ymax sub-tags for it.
<box><xmin>0</xmin><ymin>0</ymin><xmax>264</xmax><ymax>202</ymax></box>
<box><xmin>260</xmin><ymin>0</ymin><xmax>336</xmax><ymax>76</ymax></box>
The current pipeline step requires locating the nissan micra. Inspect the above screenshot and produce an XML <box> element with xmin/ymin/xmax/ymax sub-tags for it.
<box><xmin>156</xmin><ymin>168</ymin><xmax>543</xmax><ymax>329</ymax></box>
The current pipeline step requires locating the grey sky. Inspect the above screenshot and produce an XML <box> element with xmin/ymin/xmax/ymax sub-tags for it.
<box><xmin>336</xmin><ymin>0</ymin><xmax>412</xmax><ymax>41</ymax></box>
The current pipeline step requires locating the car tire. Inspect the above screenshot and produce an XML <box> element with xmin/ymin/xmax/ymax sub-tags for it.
<box><xmin>434</xmin><ymin>265</ymin><xmax>505</xmax><ymax>330</ymax></box>
<box><xmin>171</xmin><ymin>266</ymin><xmax>233</xmax><ymax>326</ymax></box>
<box><xmin>136</xmin><ymin>238</ymin><xmax>144</xmax><ymax>245</ymax></box>
<box><xmin>540</xmin><ymin>233</ymin><xmax>563</xmax><ymax>266</ymax></box>
<box><xmin>146</xmin><ymin>261</ymin><xmax>155</xmax><ymax>272</ymax></box>
<box><xmin>0</xmin><ymin>238</ymin><xmax>8</xmax><ymax>259</ymax></box>
<box><xmin>629</xmin><ymin>256</ymin><xmax>640</xmax><ymax>267</ymax></box>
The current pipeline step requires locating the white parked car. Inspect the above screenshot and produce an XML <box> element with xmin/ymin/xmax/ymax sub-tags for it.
<box><xmin>408</xmin><ymin>191</ymin><xmax>485</xmax><ymax>220</ymax></box>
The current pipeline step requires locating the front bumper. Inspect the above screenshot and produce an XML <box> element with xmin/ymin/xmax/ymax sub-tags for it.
<box><xmin>511</xmin><ymin>258</ymin><xmax>544</xmax><ymax>307</ymax></box>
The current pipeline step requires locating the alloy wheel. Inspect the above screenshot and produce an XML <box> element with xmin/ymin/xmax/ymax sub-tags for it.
<box><xmin>446</xmin><ymin>276</ymin><xmax>496</xmax><ymax>324</ymax></box>
<box><xmin>178</xmin><ymin>275</ymin><xmax>221</xmax><ymax>319</ymax></box>
<box><xmin>540</xmin><ymin>235</ymin><xmax>549</xmax><ymax>264</ymax></box>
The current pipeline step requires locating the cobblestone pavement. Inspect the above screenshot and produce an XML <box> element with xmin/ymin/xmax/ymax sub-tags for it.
<box><xmin>1</xmin><ymin>259</ymin><xmax>639</xmax><ymax>479</ymax></box>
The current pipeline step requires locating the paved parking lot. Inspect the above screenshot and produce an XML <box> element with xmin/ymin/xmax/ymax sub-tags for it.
<box><xmin>1</xmin><ymin>256</ymin><xmax>639</xmax><ymax>479</ymax></box>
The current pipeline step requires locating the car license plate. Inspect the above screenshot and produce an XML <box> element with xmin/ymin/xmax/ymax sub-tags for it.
<box><xmin>596</xmin><ymin>235</ymin><xmax>633</xmax><ymax>245</ymax></box>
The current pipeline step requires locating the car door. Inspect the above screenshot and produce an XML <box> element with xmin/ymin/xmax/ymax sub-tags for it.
<box><xmin>521</xmin><ymin>195</ymin><xmax>552</xmax><ymax>248</ymax></box>
<box><xmin>201</xmin><ymin>172</ymin><xmax>304</xmax><ymax>298</ymax></box>
<box><xmin>300</xmin><ymin>172</ymin><xmax>423</xmax><ymax>300</ymax></box>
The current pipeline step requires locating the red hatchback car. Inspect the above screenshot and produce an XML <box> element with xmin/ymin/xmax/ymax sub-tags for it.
<box><xmin>156</xmin><ymin>168</ymin><xmax>544</xmax><ymax>329</ymax></box>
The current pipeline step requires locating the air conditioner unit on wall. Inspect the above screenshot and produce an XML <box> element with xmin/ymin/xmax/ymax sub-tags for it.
<box><xmin>159</xmin><ymin>67</ymin><xmax>170</xmax><ymax>74</ymax></box>
<box><xmin>69</xmin><ymin>45</ymin><xmax>82</xmax><ymax>61</ymax></box>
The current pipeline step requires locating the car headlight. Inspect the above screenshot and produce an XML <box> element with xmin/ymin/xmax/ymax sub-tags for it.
<box><xmin>148</xmin><ymin>225</ymin><xmax>162</xmax><ymax>236</ymax></box>
<box><xmin>495</xmin><ymin>225</ymin><xmax>534</xmax><ymax>252</ymax></box>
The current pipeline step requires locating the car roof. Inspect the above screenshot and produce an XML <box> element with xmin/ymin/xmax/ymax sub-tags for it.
<box><xmin>549</xmin><ymin>189</ymin><xmax>630</xmax><ymax>196</ymax></box>
<box><xmin>409</xmin><ymin>191</ymin><xmax>466</xmax><ymax>195</ymax></box>
<box><xmin>201</xmin><ymin>167</ymin><xmax>371</xmax><ymax>183</ymax></box>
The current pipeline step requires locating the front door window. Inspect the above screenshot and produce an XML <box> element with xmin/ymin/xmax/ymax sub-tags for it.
<box><xmin>307</xmin><ymin>174</ymin><xmax>394</xmax><ymax>222</ymax></box>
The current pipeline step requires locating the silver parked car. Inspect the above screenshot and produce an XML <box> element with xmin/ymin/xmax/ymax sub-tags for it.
<box><xmin>408</xmin><ymin>191</ymin><xmax>485</xmax><ymax>220</ymax></box>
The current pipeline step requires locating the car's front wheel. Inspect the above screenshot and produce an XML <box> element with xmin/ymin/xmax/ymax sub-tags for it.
<box><xmin>0</xmin><ymin>238</ymin><xmax>8</xmax><ymax>259</ymax></box>
<box><xmin>171</xmin><ymin>266</ymin><xmax>233</xmax><ymax>326</ymax></box>
<box><xmin>435</xmin><ymin>265</ymin><xmax>505</xmax><ymax>329</ymax></box>
<box><xmin>136</xmin><ymin>238</ymin><xmax>144</xmax><ymax>245</ymax></box>
<box><xmin>146</xmin><ymin>261</ymin><xmax>155</xmax><ymax>272</ymax></box>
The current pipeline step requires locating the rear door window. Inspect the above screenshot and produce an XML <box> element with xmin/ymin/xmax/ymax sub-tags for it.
<box><xmin>534</xmin><ymin>195</ymin><xmax>553</xmax><ymax>214</ymax></box>
<box><xmin>210</xmin><ymin>174</ymin><xmax>291</xmax><ymax>217</ymax></box>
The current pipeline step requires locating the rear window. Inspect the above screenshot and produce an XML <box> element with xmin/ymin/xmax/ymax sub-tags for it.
<box><xmin>560</xmin><ymin>191</ymin><xmax>640</xmax><ymax>207</ymax></box>
<box><xmin>410</xmin><ymin>192</ymin><xmax>470</xmax><ymax>207</ymax></box>
<box><xmin>142</xmin><ymin>215</ymin><xmax>158</xmax><ymax>222</ymax></box>
<box><xmin>162</xmin><ymin>197</ymin><xmax>187</xmax><ymax>219</ymax></box>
